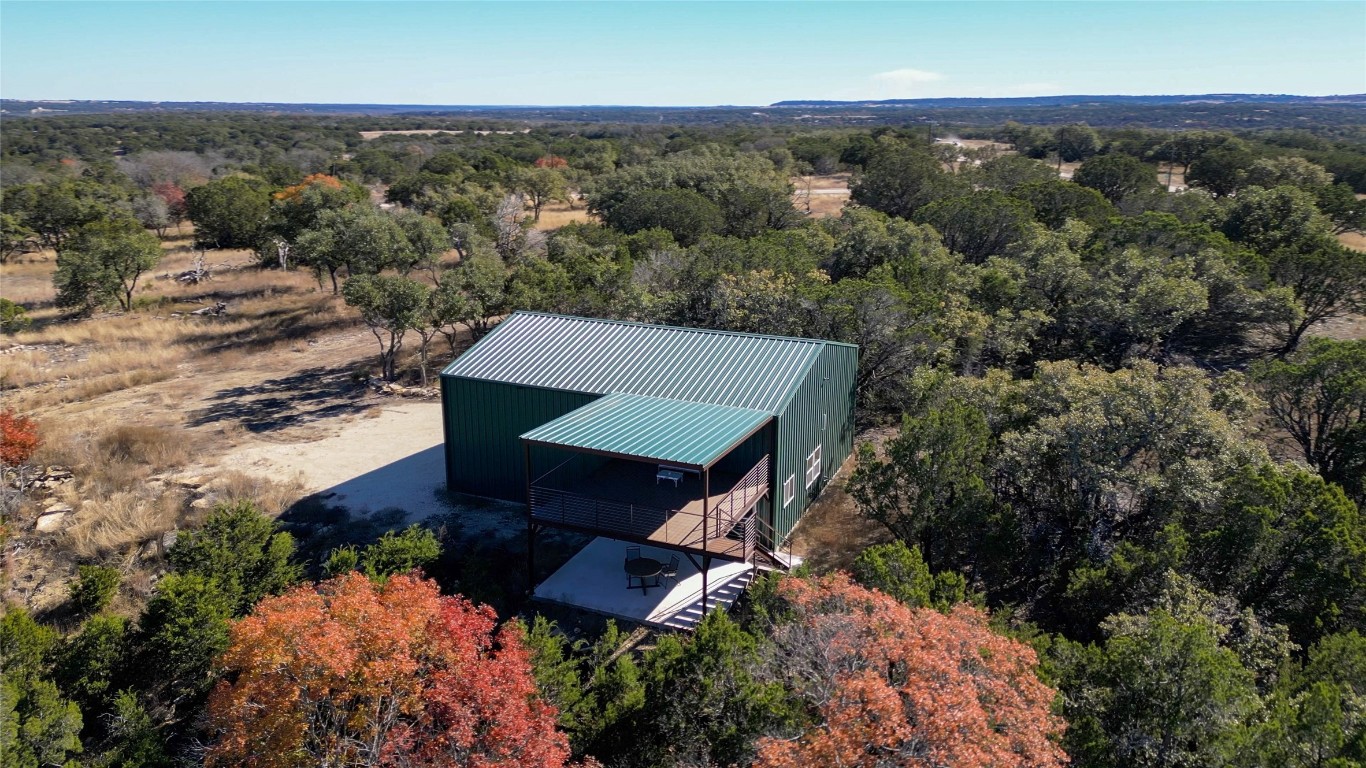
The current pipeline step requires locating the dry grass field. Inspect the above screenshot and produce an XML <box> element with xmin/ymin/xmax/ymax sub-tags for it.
<box><xmin>0</xmin><ymin>237</ymin><xmax>402</xmax><ymax>611</ymax></box>
<box><xmin>534</xmin><ymin>199</ymin><xmax>595</xmax><ymax>230</ymax></box>
<box><xmin>359</xmin><ymin>129</ymin><xmax>466</xmax><ymax>140</ymax></box>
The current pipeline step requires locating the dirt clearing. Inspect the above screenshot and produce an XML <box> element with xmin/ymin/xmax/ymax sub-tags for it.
<box><xmin>220</xmin><ymin>401</ymin><xmax>459</xmax><ymax>522</ymax></box>
<box><xmin>794</xmin><ymin>173</ymin><xmax>852</xmax><ymax>219</ymax></box>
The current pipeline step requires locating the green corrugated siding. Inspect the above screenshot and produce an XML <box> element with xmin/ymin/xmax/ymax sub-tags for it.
<box><xmin>714</xmin><ymin>426</ymin><xmax>772</xmax><ymax>477</ymax></box>
<box><xmin>771</xmin><ymin>344</ymin><xmax>858</xmax><ymax>542</ymax></box>
<box><xmin>442</xmin><ymin>376</ymin><xmax>598</xmax><ymax>501</ymax></box>
<box><xmin>521</xmin><ymin>393</ymin><xmax>772</xmax><ymax>469</ymax></box>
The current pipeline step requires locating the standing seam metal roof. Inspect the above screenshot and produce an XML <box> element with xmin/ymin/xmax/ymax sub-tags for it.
<box><xmin>520</xmin><ymin>393</ymin><xmax>772</xmax><ymax>468</ymax></box>
<box><xmin>442</xmin><ymin>312</ymin><xmax>837</xmax><ymax>414</ymax></box>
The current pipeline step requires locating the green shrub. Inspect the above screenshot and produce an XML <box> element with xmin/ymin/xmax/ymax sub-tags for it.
<box><xmin>68</xmin><ymin>565</ymin><xmax>121</xmax><ymax>617</ymax></box>
<box><xmin>361</xmin><ymin>525</ymin><xmax>441</xmax><ymax>581</ymax></box>
<box><xmin>322</xmin><ymin>545</ymin><xmax>360</xmax><ymax>577</ymax></box>
<box><xmin>851</xmin><ymin>540</ymin><xmax>966</xmax><ymax>611</ymax></box>
<box><xmin>0</xmin><ymin>298</ymin><xmax>32</xmax><ymax>334</ymax></box>
<box><xmin>54</xmin><ymin>613</ymin><xmax>126</xmax><ymax>714</ymax></box>
<box><xmin>167</xmin><ymin>499</ymin><xmax>301</xmax><ymax>615</ymax></box>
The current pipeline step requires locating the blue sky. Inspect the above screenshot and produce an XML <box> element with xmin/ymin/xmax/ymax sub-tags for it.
<box><xmin>2</xmin><ymin>2</ymin><xmax>1363</xmax><ymax>105</ymax></box>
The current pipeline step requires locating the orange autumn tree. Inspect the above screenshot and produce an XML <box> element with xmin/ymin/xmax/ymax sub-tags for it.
<box><xmin>205</xmin><ymin>572</ymin><xmax>571</xmax><ymax>768</ymax></box>
<box><xmin>755</xmin><ymin>573</ymin><xmax>1067</xmax><ymax>768</ymax></box>
<box><xmin>272</xmin><ymin>173</ymin><xmax>345</xmax><ymax>202</ymax></box>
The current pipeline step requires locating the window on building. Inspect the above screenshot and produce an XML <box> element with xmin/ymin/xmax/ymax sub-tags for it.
<box><xmin>783</xmin><ymin>474</ymin><xmax>796</xmax><ymax>507</ymax></box>
<box><xmin>805</xmin><ymin>445</ymin><xmax>821</xmax><ymax>488</ymax></box>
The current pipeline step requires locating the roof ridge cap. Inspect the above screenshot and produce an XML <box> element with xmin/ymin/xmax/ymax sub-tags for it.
<box><xmin>511</xmin><ymin>310</ymin><xmax>830</xmax><ymax>346</ymax></box>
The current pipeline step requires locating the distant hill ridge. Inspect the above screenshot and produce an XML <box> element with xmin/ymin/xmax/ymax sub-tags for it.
<box><xmin>771</xmin><ymin>94</ymin><xmax>1366</xmax><ymax>108</ymax></box>
<box><xmin>5</xmin><ymin>95</ymin><xmax>1364</xmax><ymax>130</ymax></box>
<box><xmin>3</xmin><ymin>93</ymin><xmax>1364</xmax><ymax>117</ymax></box>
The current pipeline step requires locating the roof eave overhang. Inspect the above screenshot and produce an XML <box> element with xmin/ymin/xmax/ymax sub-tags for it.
<box><xmin>519</xmin><ymin>438</ymin><xmax>707</xmax><ymax>472</ymax></box>
<box><xmin>521</xmin><ymin>413</ymin><xmax>773</xmax><ymax>472</ymax></box>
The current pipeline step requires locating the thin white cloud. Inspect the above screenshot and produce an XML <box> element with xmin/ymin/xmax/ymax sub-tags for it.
<box><xmin>871</xmin><ymin>68</ymin><xmax>946</xmax><ymax>86</ymax></box>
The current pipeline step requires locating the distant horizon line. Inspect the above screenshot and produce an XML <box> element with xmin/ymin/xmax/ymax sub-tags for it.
<box><xmin>4</xmin><ymin>92</ymin><xmax>1365</xmax><ymax>110</ymax></box>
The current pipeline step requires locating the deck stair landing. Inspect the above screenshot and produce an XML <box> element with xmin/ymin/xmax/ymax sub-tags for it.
<box><xmin>533</xmin><ymin>537</ymin><xmax>755</xmax><ymax>631</ymax></box>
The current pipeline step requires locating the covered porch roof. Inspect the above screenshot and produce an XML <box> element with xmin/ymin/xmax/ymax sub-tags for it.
<box><xmin>520</xmin><ymin>392</ymin><xmax>772</xmax><ymax>471</ymax></box>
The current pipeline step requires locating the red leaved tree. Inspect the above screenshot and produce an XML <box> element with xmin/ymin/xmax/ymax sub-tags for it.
<box><xmin>205</xmin><ymin>572</ymin><xmax>571</xmax><ymax>768</ymax></box>
<box><xmin>0</xmin><ymin>410</ymin><xmax>39</xmax><ymax>467</ymax></box>
<box><xmin>534</xmin><ymin>155</ymin><xmax>568</xmax><ymax>169</ymax></box>
<box><xmin>151</xmin><ymin>181</ymin><xmax>188</xmax><ymax>223</ymax></box>
<box><xmin>755</xmin><ymin>573</ymin><xmax>1067</xmax><ymax>768</ymax></box>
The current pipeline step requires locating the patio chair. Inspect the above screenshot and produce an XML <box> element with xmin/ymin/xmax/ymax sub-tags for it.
<box><xmin>625</xmin><ymin>546</ymin><xmax>642</xmax><ymax>589</ymax></box>
<box><xmin>661</xmin><ymin>554</ymin><xmax>680</xmax><ymax>588</ymax></box>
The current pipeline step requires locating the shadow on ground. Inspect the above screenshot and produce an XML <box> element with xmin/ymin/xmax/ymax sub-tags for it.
<box><xmin>275</xmin><ymin>443</ymin><xmax>587</xmax><ymax>615</ymax></box>
<box><xmin>187</xmin><ymin>363</ymin><xmax>368</xmax><ymax>432</ymax></box>
<box><xmin>291</xmin><ymin>444</ymin><xmax>454</xmax><ymax>521</ymax></box>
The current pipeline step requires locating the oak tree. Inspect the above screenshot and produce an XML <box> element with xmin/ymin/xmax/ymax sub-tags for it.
<box><xmin>1252</xmin><ymin>338</ymin><xmax>1366</xmax><ymax>499</ymax></box>
<box><xmin>342</xmin><ymin>274</ymin><xmax>431</xmax><ymax>382</ymax></box>
<box><xmin>850</xmin><ymin>399</ymin><xmax>993</xmax><ymax>573</ymax></box>
<box><xmin>185</xmin><ymin>176</ymin><xmax>272</xmax><ymax>250</ymax></box>
<box><xmin>1073</xmin><ymin>154</ymin><xmax>1159</xmax><ymax>204</ymax></box>
<box><xmin>53</xmin><ymin>220</ymin><xmax>162</xmax><ymax>312</ymax></box>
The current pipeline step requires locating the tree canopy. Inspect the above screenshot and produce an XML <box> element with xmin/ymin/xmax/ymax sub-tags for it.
<box><xmin>756</xmin><ymin>573</ymin><xmax>1067</xmax><ymax>768</ymax></box>
<box><xmin>204</xmin><ymin>572</ymin><xmax>570</xmax><ymax>768</ymax></box>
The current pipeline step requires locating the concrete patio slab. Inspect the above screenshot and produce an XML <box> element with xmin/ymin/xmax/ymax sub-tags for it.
<box><xmin>533</xmin><ymin>537</ymin><xmax>755</xmax><ymax>630</ymax></box>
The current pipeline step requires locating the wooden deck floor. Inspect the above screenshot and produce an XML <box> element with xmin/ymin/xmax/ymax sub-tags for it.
<box><xmin>531</xmin><ymin>458</ymin><xmax>766</xmax><ymax>558</ymax></box>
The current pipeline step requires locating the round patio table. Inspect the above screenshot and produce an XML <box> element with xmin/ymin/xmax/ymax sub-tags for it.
<box><xmin>625</xmin><ymin>557</ymin><xmax>663</xmax><ymax>595</ymax></box>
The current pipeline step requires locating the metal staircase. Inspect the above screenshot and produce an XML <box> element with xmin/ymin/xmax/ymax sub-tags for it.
<box><xmin>658</xmin><ymin>567</ymin><xmax>758</xmax><ymax>631</ymax></box>
<box><xmin>728</xmin><ymin>508</ymin><xmax>795</xmax><ymax>573</ymax></box>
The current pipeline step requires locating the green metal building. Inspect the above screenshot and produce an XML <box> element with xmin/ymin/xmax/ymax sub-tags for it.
<box><xmin>440</xmin><ymin>311</ymin><xmax>857</xmax><ymax>573</ymax></box>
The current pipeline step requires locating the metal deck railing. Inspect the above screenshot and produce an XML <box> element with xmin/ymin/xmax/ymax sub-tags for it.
<box><xmin>530</xmin><ymin>455</ymin><xmax>771</xmax><ymax>561</ymax></box>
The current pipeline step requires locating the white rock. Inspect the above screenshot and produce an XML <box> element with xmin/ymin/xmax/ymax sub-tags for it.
<box><xmin>35</xmin><ymin>511</ymin><xmax>67</xmax><ymax>532</ymax></box>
